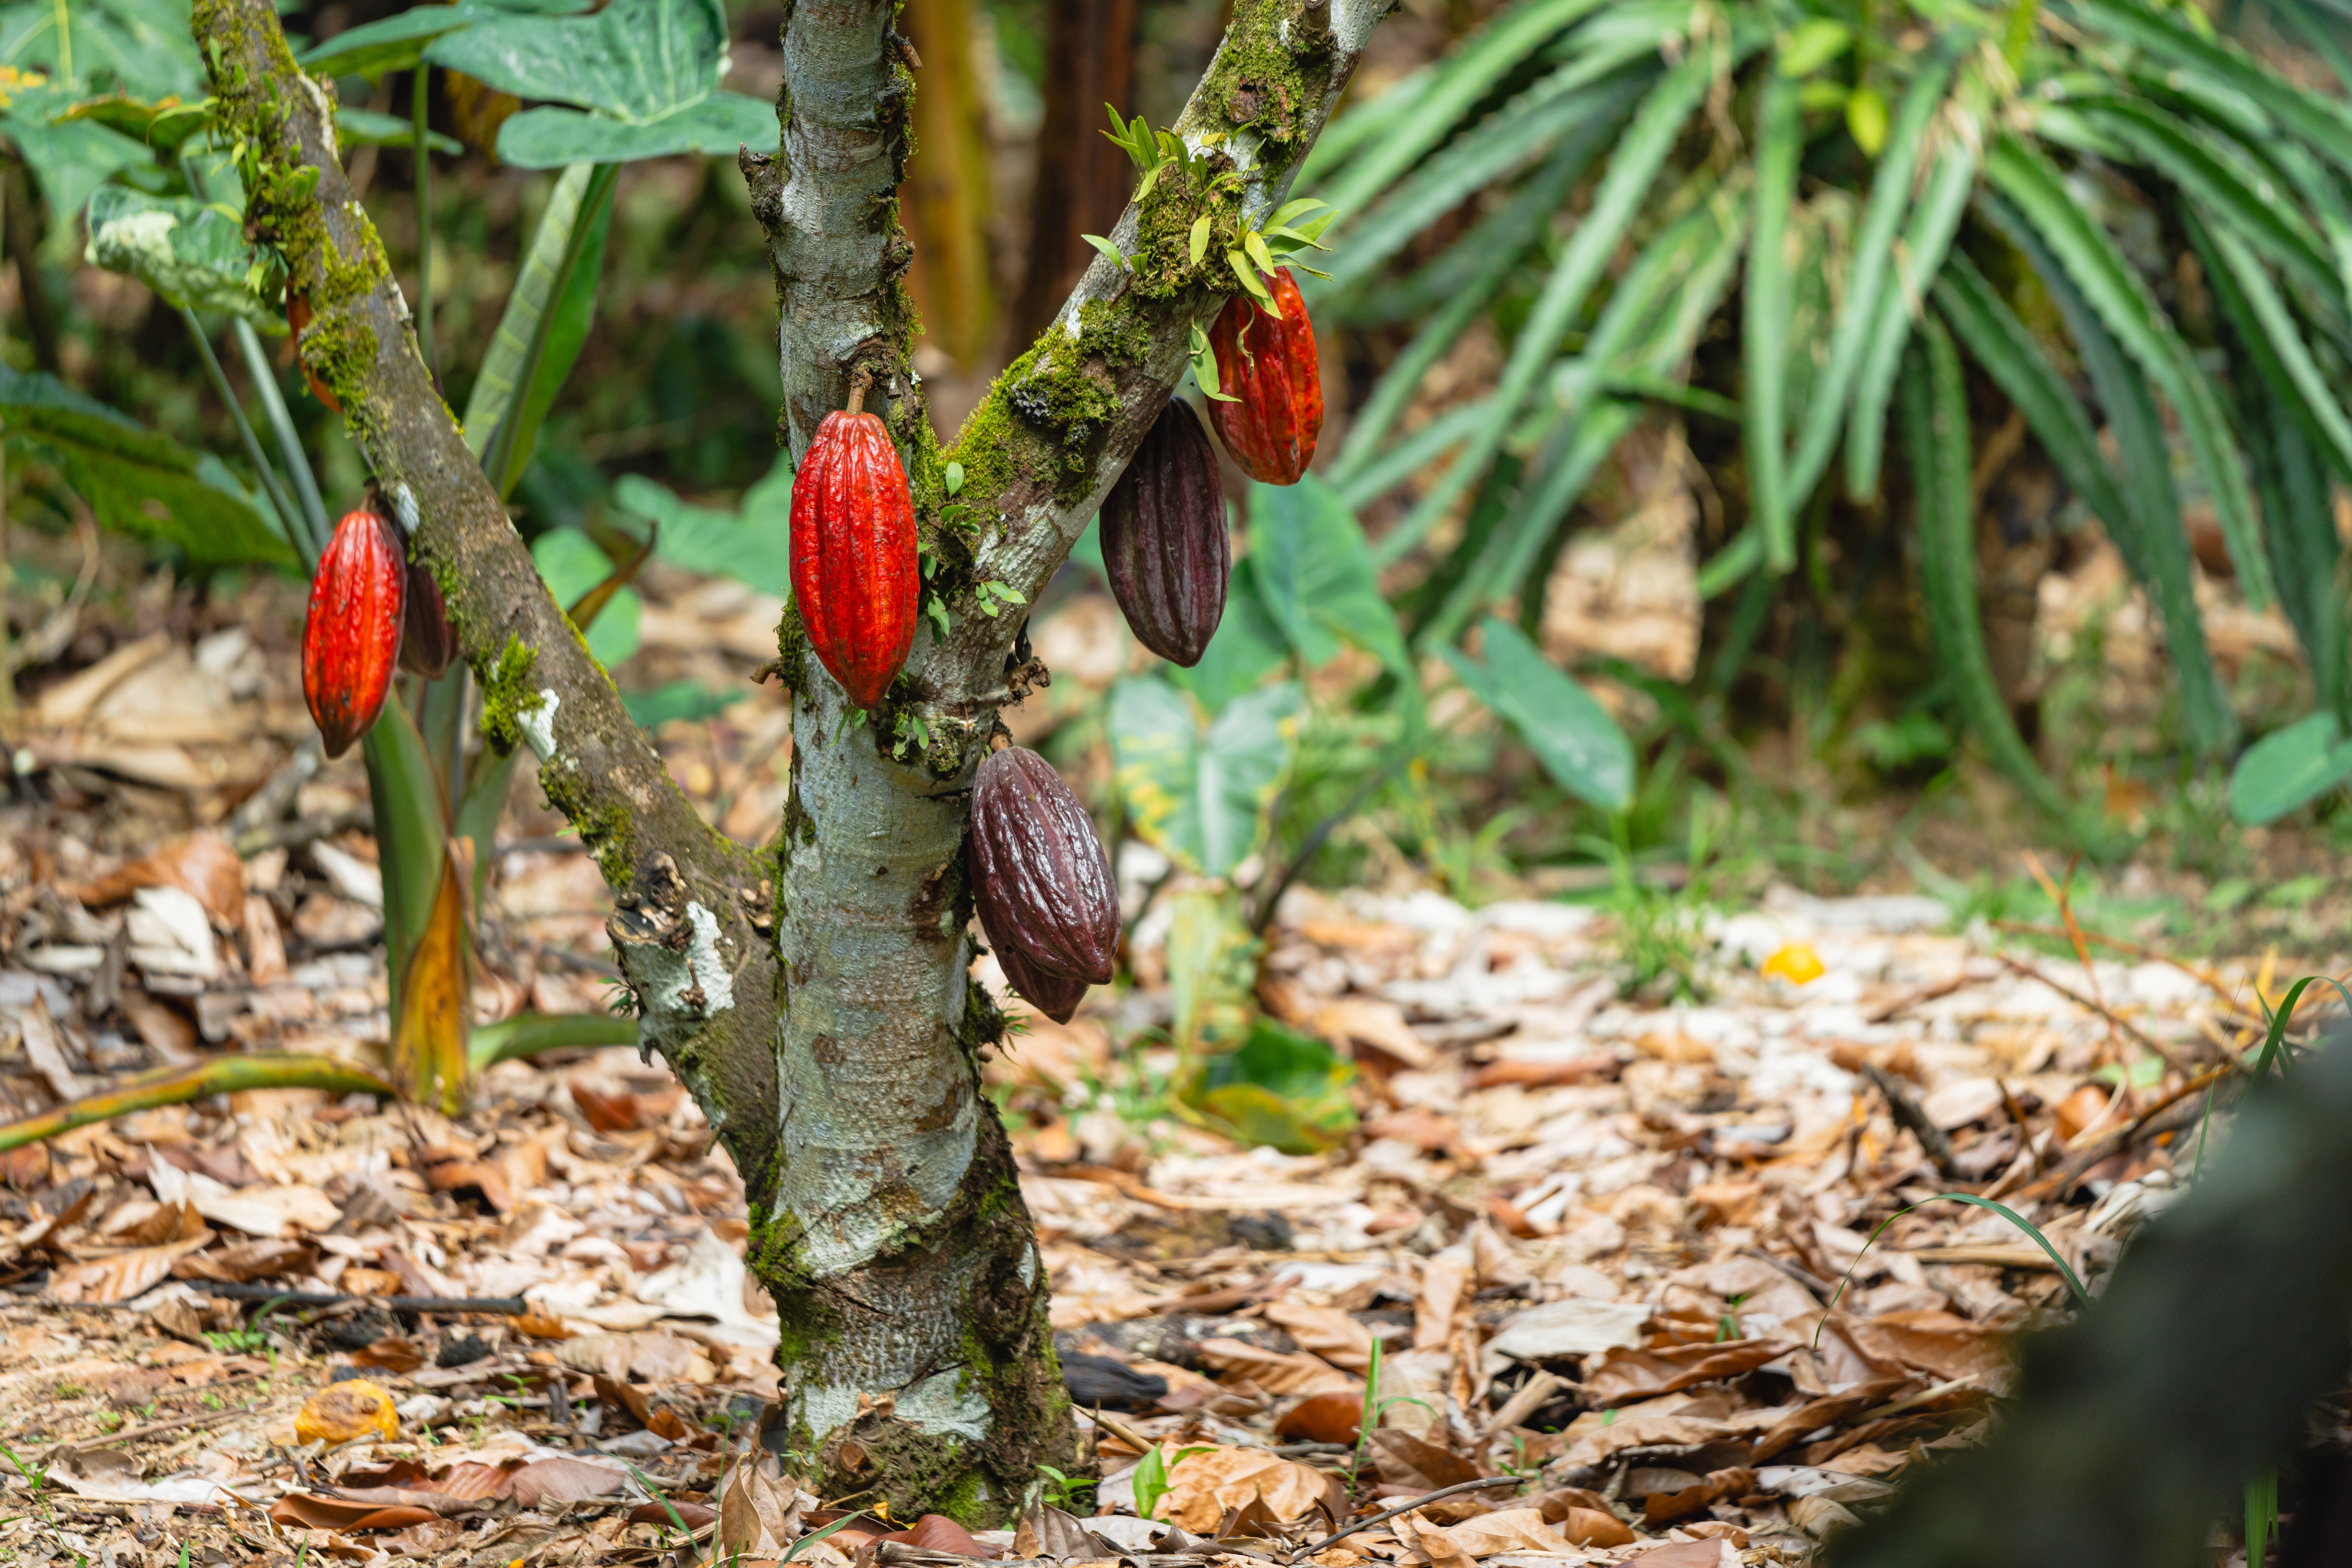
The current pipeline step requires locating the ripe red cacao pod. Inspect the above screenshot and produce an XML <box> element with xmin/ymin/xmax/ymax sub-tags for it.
<box><xmin>790</xmin><ymin>408</ymin><xmax>918</xmax><ymax>709</ymax></box>
<box><xmin>1205</xmin><ymin>266</ymin><xmax>1323</xmax><ymax>486</ymax></box>
<box><xmin>399</xmin><ymin>559</ymin><xmax>456</xmax><ymax>679</ymax></box>
<box><xmin>1101</xmin><ymin>399</ymin><xmax>1228</xmax><ymax>667</ymax></box>
<box><xmin>992</xmin><ymin>936</ymin><xmax>1088</xmax><ymax>1024</ymax></box>
<box><xmin>302</xmin><ymin>507</ymin><xmax>406</xmax><ymax>759</ymax></box>
<box><xmin>969</xmin><ymin>745</ymin><xmax>1118</xmax><ymax>986</ymax></box>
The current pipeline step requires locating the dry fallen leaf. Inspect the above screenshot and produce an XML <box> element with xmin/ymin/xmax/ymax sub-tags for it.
<box><xmin>1193</xmin><ymin>1337</ymin><xmax>1358</xmax><ymax>1396</ymax></box>
<box><xmin>270</xmin><ymin>1494</ymin><xmax>442</xmax><ymax>1532</ymax></box>
<box><xmin>1154</xmin><ymin>1445</ymin><xmax>1345</xmax><ymax>1532</ymax></box>
<box><xmin>1583</xmin><ymin>1339</ymin><xmax>1797</xmax><ymax>1406</ymax></box>
<box><xmin>58</xmin><ymin>832</ymin><xmax>245</xmax><ymax>929</ymax></box>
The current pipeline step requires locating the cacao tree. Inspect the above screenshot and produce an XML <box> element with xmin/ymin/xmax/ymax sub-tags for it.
<box><xmin>194</xmin><ymin>0</ymin><xmax>1393</xmax><ymax>1520</ymax></box>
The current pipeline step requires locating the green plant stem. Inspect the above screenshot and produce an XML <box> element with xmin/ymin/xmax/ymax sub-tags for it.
<box><xmin>178</xmin><ymin>306</ymin><xmax>313</xmax><ymax>571</ymax></box>
<box><xmin>234</xmin><ymin>318</ymin><xmax>332</xmax><ymax>555</ymax></box>
<box><xmin>468</xmin><ymin>1011</ymin><xmax>641</xmax><ymax>1071</ymax></box>
<box><xmin>482</xmin><ymin>162</ymin><xmax>618</xmax><ymax>497</ymax></box>
<box><xmin>414</xmin><ymin>64</ymin><xmax>434</xmax><ymax>374</ymax></box>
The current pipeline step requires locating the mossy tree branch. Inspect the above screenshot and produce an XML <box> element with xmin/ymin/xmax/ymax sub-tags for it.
<box><xmin>194</xmin><ymin>0</ymin><xmax>783</xmax><ymax>1194</ymax></box>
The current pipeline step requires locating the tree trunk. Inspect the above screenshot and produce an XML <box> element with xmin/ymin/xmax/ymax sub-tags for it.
<box><xmin>200</xmin><ymin>0</ymin><xmax>1392</xmax><ymax>1522</ymax></box>
<box><xmin>1011</xmin><ymin>0</ymin><xmax>1142</xmax><ymax>348</ymax></box>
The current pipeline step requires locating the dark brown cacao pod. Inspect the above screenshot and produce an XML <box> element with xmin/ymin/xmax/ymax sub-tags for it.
<box><xmin>399</xmin><ymin>558</ymin><xmax>456</xmax><ymax>679</ymax></box>
<box><xmin>791</xmin><ymin>408</ymin><xmax>918</xmax><ymax>709</ymax></box>
<box><xmin>1101</xmin><ymin>399</ymin><xmax>1228</xmax><ymax>667</ymax></box>
<box><xmin>302</xmin><ymin>507</ymin><xmax>406</xmax><ymax>758</ymax></box>
<box><xmin>969</xmin><ymin>745</ymin><xmax>1118</xmax><ymax>985</ymax></box>
<box><xmin>1205</xmin><ymin>266</ymin><xmax>1323</xmax><ymax>486</ymax></box>
<box><xmin>992</xmin><ymin>937</ymin><xmax>1088</xmax><ymax>1024</ymax></box>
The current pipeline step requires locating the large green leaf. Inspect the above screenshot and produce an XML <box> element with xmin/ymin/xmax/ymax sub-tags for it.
<box><xmin>1246</xmin><ymin>475</ymin><xmax>1408</xmax><ymax>675</ymax></box>
<box><xmin>5</xmin><ymin>104</ymin><xmax>145</xmax><ymax>224</ymax></box>
<box><xmin>336</xmin><ymin>106</ymin><xmax>463</xmax><ymax>153</ymax></box>
<box><xmin>2229</xmin><ymin>712</ymin><xmax>2352</xmax><ymax>824</ymax></box>
<box><xmin>494</xmin><ymin>96</ymin><xmax>772</xmax><ymax>168</ymax></box>
<box><xmin>0</xmin><ymin>0</ymin><xmax>203</xmax><ymax>100</ymax></box>
<box><xmin>361</xmin><ymin>697</ymin><xmax>451</xmax><ymax>1013</ymax></box>
<box><xmin>617</xmin><ymin>457</ymin><xmax>792</xmax><ymax>597</ymax></box>
<box><xmin>463</xmin><ymin>161</ymin><xmax>615</xmax><ymax>493</ymax></box>
<box><xmin>1437</xmin><ymin>617</ymin><xmax>1632</xmax><ymax>811</ymax></box>
<box><xmin>1744</xmin><ymin>70</ymin><xmax>1801</xmax><ymax>573</ymax></box>
<box><xmin>84</xmin><ymin>186</ymin><xmax>273</xmax><ymax>326</ymax></box>
<box><xmin>426</xmin><ymin>0</ymin><xmax>744</xmax><ymax>123</ymax></box>
<box><xmin>1163</xmin><ymin>568</ymin><xmax>1290</xmax><ymax>715</ymax></box>
<box><xmin>1844</xmin><ymin>129</ymin><xmax>1977</xmax><ymax>502</ymax></box>
<box><xmin>1109</xmin><ymin>678</ymin><xmax>1303</xmax><ymax>880</ymax></box>
<box><xmin>0</xmin><ymin>364</ymin><xmax>290</xmax><ymax>566</ymax></box>
<box><xmin>532</xmin><ymin>529</ymin><xmax>641</xmax><ymax>667</ymax></box>
<box><xmin>1178</xmin><ymin>1017</ymin><xmax>1359</xmax><ymax>1156</ymax></box>
<box><xmin>297</xmin><ymin>0</ymin><xmax>590</xmax><ymax>82</ymax></box>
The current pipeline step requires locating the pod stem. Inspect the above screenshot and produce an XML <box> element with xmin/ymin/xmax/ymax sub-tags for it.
<box><xmin>847</xmin><ymin>365</ymin><xmax>873</xmax><ymax>416</ymax></box>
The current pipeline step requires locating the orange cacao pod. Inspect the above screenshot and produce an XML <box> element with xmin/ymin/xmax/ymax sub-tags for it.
<box><xmin>1101</xmin><ymin>399</ymin><xmax>1228</xmax><ymax>667</ymax></box>
<box><xmin>969</xmin><ymin>746</ymin><xmax>1118</xmax><ymax>986</ymax></box>
<box><xmin>399</xmin><ymin>559</ymin><xmax>455</xmax><ymax>679</ymax></box>
<box><xmin>1205</xmin><ymin>266</ymin><xmax>1322</xmax><ymax>486</ymax></box>
<box><xmin>791</xmin><ymin>408</ymin><xmax>918</xmax><ymax>709</ymax></box>
<box><xmin>994</xmin><ymin>937</ymin><xmax>1088</xmax><ymax>1024</ymax></box>
<box><xmin>302</xmin><ymin>507</ymin><xmax>406</xmax><ymax>758</ymax></box>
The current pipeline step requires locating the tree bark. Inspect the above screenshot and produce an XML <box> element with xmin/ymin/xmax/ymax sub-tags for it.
<box><xmin>198</xmin><ymin>0</ymin><xmax>1390</xmax><ymax>1521</ymax></box>
<box><xmin>1010</xmin><ymin>0</ymin><xmax>1142</xmax><ymax>349</ymax></box>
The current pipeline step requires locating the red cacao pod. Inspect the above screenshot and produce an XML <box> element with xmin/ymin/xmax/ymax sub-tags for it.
<box><xmin>302</xmin><ymin>507</ymin><xmax>406</xmax><ymax>759</ymax></box>
<box><xmin>1205</xmin><ymin>266</ymin><xmax>1322</xmax><ymax>486</ymax></box>
<box><xmin>1101</xmin><ymin>399</ymin><xmax>1228</xmax><ymax>667</ymax></box>
<box><xmin>399</xmin><ymin>558</ymin><xmax>456</xmax><ymax>679</ymax></box>
<box><xmin>791</xmin><ymin>408</ymin><xmax>918</xmax><ymax>709</ymax></box>
<box><xmin>969</xmin><ymin>745</ymin><xmax>1118</xmax><ymax>986</ymax></box>
<box><xmin>993</xmin><ymin>936</ymin><xmax>1088</xmax><ymax>1024</ymax></box>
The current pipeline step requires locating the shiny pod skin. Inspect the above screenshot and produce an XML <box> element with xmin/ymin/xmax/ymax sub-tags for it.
<box><xmin>1204</xmin><ymin>266</ymin><xmax>1323</xmax><ymax>486</ymax></box>
<box><xmin>1101</xmin><ymin>399</ymin><xmax>1228</xmax><ymax>667</ymax></box>
<box><xmin>791</xmin><ymin>409</ymin><xmax>919</xmax><ymax>709</ymax></box>
<box><xmin>302</xmin><ymin>507</ymin><xmax>406</xmax><ymax>758</ymax></box>
<box><xmin>969</xmin><ymin>745</ymin><xmax>1118</xmax><ymax>986</ymax></box>
<box><xmin>993</xmin><ymin>937</ymin><xmax>1089</xmax><ymax>1024</ymax></box>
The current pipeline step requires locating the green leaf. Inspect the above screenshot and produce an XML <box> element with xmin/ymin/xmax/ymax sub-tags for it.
<box><xmin>298</xmin><ymin>0</ymin><xmax>593</xmax><ymax>79</ymax></box>
<box><xmin>1079</xmin><ymin>233</ymin><xmax>1127</xmax><ymax>270</ymax></box>
<box><xmin>0</xmin><ymin>0</ymin><xmax>203</xmax><ymax>100</ymax></box>
<box><xmin>1984</xmin><ymin>137</ymin><xmax>2272</xmax><ymax>609</ymax></box>
<box><xmin>2228</xmin><ymin>712</ymin><xmax>2352</xmax><ymax>824</ymax></box>
<box><xmin>335</xmin><ymin>106</ymin><xmax>463</xmax><ymax>152</ymax></box>
<box><xmin>1310</xmin><ymin>0</ymin><xmax>1611</xmax><ymax>217</ymax></box>
<box><xmin>493</xmin><ymin>95</ymin><xmax>770</xmax><ymax>168</ymax></box>
<box><xmin>463</xmin><ymin>160</ymin><xmax>611</xmax><ymax>490</ymax></box>
<box><xmin>361</xmin><ymin>698</ymin><xmax>451</xmax><ymax>1011</ymax></box>
<box><xmin>1936</xmin><ymin>246</ymin><xmax>2233</xmax><ymax>757</ymax></box>
<box><xmin>1844</xmin><ymin>132</ymin><xmax>1977</xmax><ymax>500</ymax></box>
<box><xmin>1246</xmin><ymin>475</ymin><xmax>1408</xmax><ymax>674</ymax></box>
<box><xmin>1163</xmin><ymin>567</ymin><xmax>1290</xmax><ymax>714</ymax></box>
<box><xmin>1745</xmin><ymin>72</ymin><xmax>1801</xmax><ymax>574</ymax></box>
<box><xmin>1437</xmin><ymin>617</ymin><xmax>1632</xmax><ymax>811</ymax></box>
<box><xmin>1188</xmin><ymin>214</ymin><xmax>1212</xmax><ymax>267</ymax></box>
<box><xmin>532</xmin><ymin>529</ymin><xmax>641</xmax><ymax>666</ymax></box>
<box><xmin>2249</xmin><ymin>406</ymin><xmax>2349</xmax><ymax>724</ymax></box>
<box><xmin>1786</xmin><ymin>52</ymin><xmax>1954</xmax><ymax>506</ymax></box>
<box><xmin>2190</xmin><ymin>208</ymin><xmax>2352</xmax><ymax>481</ymax></box>
<box><xmin>4</xmin><ymin>105</ymin><xmax>146</xmax><ymax>226</ymax></box>
<box><xmin>1900</xmin><ymin>318</ymin><xmax>2092</xmax><ymax>837</ymax></box>
<box><xmin>0</xmin><ymin>363</ymin><xmax>291</xmax><ymax>567</ymax></box>
<box><xmin>617</xmin><ymin>462</ymin><xmax>793</xmax><ymax>596</ymax></box>
<box><xmin>84</xmin><ymin>186</ymin><xmax>275</xmax><ymax>326</ymax></box>
<box><xmin>620</xmin><ymin>680</ymin><xmax>747</xmax><ymax>728</ymax></box>
<box><xmin>1178</xmin><ymin>1016</ymin><xmax>1359</xmax><ymax>1155</ymax></box>
<box><xmin>425</xmin><ymin>0</ymin><xmax>733</xmax><ymax>122</ymax></box>
<box><xmin>1381</xmin><ymin>43</ymin><xmax>1733</xmax><ymax>568</ymax></box>
<box><xmin>1165</xmin><ymin>888</ymin><xmax>1259</xmax><ymax>1058</ymax></box>
<box><xmin>1109</xmin><ymin>678</ymin><xmax>1303</xmax><ymax>880</ymax></box>
<box><xmin>1777</xmin><ymin>18</ymin><xmax>1852</xmax><ymax>75</ymax></box>
<box><xmin>1846</xmin><ymin>83</ymin><xmax>1889</xmax><ymax>155</ymax></box>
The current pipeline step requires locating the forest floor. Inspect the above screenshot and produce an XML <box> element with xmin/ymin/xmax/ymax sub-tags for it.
<box><xmin>0</xmin><ymin>528</ymin><xmax>2342</xmax><ymax>1568</ymax></box>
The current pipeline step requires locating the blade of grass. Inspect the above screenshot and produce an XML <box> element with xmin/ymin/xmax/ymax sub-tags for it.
<box><xmin>1745</xmin><ymin>69</ymin><xmax>1802</xmax><ymax>573</ymax></box>
<box><xmin>1814</xmin><ymin>1192</ymin><xmax>2093</xmax><ymax>1338</ymax></box>
<box><xmin>177</xmin><ymin>307</ymin><xmax>312</xmax><ymax>572</ymax></box>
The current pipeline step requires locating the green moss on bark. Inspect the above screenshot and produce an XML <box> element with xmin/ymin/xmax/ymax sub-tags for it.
<box><xmin>477</xmin><ymin>636</ymin><xmax>539</xmax><ymax>755</ymax></box>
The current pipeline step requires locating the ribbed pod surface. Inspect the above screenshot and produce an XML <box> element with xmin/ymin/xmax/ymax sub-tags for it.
<box><xmin>1101</xmin><ymin>399</ymin><xmax>1229</xmax><ymax>667</ymax></box>
<box><xmin>791</xmin><ymin>409</ymin><xmax>918</xmax><ymax>709</ymax></box>
<box><xmin>969</xmin><ymin>746</ymin><xmax>1119</xmax><ymax>986</ymax></box>
<box><xmin>302</xmin><ymin>507</ymin><xmax>407</xmax><ymax>758</ymax></box>
<box><xmin>1205</xmin><ymin>266</ymin><xmax>1323</xmax><ymax>486</ymax></box>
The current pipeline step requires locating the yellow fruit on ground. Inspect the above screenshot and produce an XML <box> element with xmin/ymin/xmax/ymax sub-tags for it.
<box><xmin>294</xmin><ymin>1378</ymin><xmax>399</xmax><ymax>1447</ymax></box>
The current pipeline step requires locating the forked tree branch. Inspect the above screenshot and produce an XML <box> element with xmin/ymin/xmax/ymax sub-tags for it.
<box><xmin>196</xmin><ymin>0</ymin><xmax>783</xmax><ymax>1187</ymax></box>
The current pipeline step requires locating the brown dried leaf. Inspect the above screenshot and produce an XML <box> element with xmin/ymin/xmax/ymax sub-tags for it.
<box><xmin>1846</xmin><ymin>1311</ymin><xmax>2010</xmax><ymax>1384</ymax></box>
<box><xmin>1262</xmin><ymin>1301</ymin><xmax>1376</xmax><ymax>1371</ymax></box>
<box><xmin>270</xmin><ymin>1494</ymin><xmax>440</xmax><ymax>1532</ymax></box>
<box><xmin>1369</xmin><ymin>1429</ymin><xmax>1479</xmax><ymax>1491</ymax></box>
<box><xmin>1274</xmin><ymin>1390</ymin><xmax>1363</xmax><ymax>1446</ymax></box>
<box><xmin>1583</xmin><ymin>1338</ymin><xmax>1797</xmax><ymax>1407</ymax></box>
<box><xmin>1155</xmin><ymin>1445</ymin><xmax>1344</xmax><ymax>1532</ymax></box>
<box><xmin>50</xmin><ymin>1230</ymin><xmax>214</xmax><ymax>1304</ymax></box>
<box><xmin>1193</xmin><ymin>1337</ymin><xmax>1357</xmax><ymax>1396</ymax></box>
<box><xmin>59</xmin><ymin>832</ymin><xmax>244</xmax><ymax>929</ymax></box>
<box><xmin>173</xmin><ymin>1237</ymin><xmax>313</xmax><ymax>1282</ymax></box>
<box><xmin>506</xmin><ymin>1456</ymin><xmax>629</xmax><ymax>1506</ymax></box>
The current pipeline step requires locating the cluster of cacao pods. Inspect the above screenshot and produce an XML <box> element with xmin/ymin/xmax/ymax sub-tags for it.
<box><xmin>968</xmin><ymin>745</ymin><xmax>1118</xmax><ymax>1023</ymax></box>
<box><xmin>300</xmin><ymin>503</ymin><xmax>453</xmax><ymax>758</ymax></box>
<box><xmin>1098</xmin><ymin>266</ymin><xmax>1321</xmax><ymax>669</ymax></box>
<box><xmin>792</xmin><ymin>380</ymin><xmax>918</xmax><ymax>709</ymax></box>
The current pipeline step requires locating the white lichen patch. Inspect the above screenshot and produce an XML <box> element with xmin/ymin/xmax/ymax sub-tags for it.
<box><xmin>678</xmin><ymin>901</ymin><xmax>734</xmax><ymax>1016</ymax></box>
<box><xmin>519</xmin><ymin>688</ymin><xmax>560</xmax><ymax>761</ymax></box>
<box><xmin>897</xmin><ymin>1370</ymin><xmax>991</xmax><ymax>1441</ymax></box>
<box><xmin>391</xmin><ymin>482</ymin><xmax>420</xmax><ymax>537</ymax></box>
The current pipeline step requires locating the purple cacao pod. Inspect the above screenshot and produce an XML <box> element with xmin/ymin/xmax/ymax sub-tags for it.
<box><xmin>992</xmin><ymin>937</ymin><xmax>1088</xmax><ymax>1024</ymax></box>
<box><xmin>1101</xmin><ymin>399</ymin><xmax>1228</xmax><ymax>667</ymax></box>
<box><xmin>968</xmin><ymin>745</ymin><xmax>1118</xmax><ymax>985</ymax></box>
<box><xmin>399</xmin><ymin>558</ymin><xmax>456</xmax><ymax>679</ymax></box>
